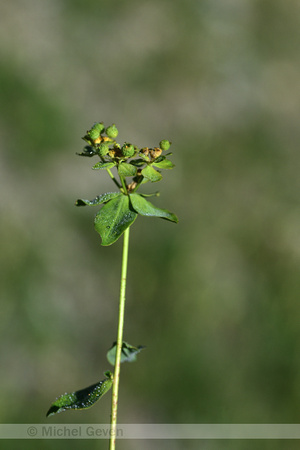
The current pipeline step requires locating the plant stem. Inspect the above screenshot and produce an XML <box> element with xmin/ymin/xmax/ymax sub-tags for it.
<box><xmin>120</xmin><ymin>175</ymin><xmax>128</xmax><ymax>195</ymax></box>
<box><xmin>106</xmin><ymin>168</ymin><xmax>122</xmax><ymax>189</ymax></box>
<box><xmin>109</xmin><ymin>227</ymin><xmax>130</xmax><ymax>450</ymax></box>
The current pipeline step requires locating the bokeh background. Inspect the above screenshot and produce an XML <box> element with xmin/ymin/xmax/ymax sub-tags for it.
<box><xmin>1</xmin><ymin>0</ymin><xmax>300</xmax><ymax>449</ymax></box>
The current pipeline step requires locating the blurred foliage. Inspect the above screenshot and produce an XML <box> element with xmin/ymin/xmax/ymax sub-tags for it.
<box><xmin>1</xmin><ymin>0</ymin><xmax>300</xmax><ymax>449</ymax></box>
<box><xmin>0</xmin><ymin>62</ymin><xmax>68</xmax><ymax>167</ymax></box>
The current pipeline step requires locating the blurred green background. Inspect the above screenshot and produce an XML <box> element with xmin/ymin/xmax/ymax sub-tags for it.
<box><xmin>1</xmin><ymin>0</ymin><xmax>300</xmax><ymax>449</ymax></box>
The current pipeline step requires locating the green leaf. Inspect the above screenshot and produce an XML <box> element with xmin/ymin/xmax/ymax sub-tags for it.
<box><xmin>107</xmin><ymin>342</ymin><xmax>145</xmax><ymax>365</ymax></box>
<box><xmin>92</xmin><ymin>161</ymin><xmax>116</xmax><ymax>170</ymax></box>
<box><xmin>75</xmin><ymin>192</ymin><xmax>121</xmax><ymax>207</ymax></box>
<box><xmin>118</xmin><ymin>162</ymin><xmax>137</xmax><ymax>177</ymax></box>
<box><xmin>141</xmin><ymin>165</ymin><xmax>163</xmax><ymax>182</ymax></box>
<box><xmin>94</xmin><ymin>195</ymin><xmax>138</xmax><ymax>246</ymax></box>
<box><xmin>152</xmin><ymin>159</ymin><xmax>175</xmax><ymax>169</ymax></box>
<box><xmin>130</xmin><ymin>193</ymin><xmax>178</xmax><ymax>223</ymax></box>
<box><xmin>139</xmin><ymin>153</ymin><xmax>150</xmax><ymax>162</ymax></box>
<box><xmin>151</xmin><ymin>155</ymin><xmax>165</xmax><ymax>163</ymax></box>
<box><xmin>130</xmin><ymin>158</ymin><xmax>147</xmax><ymax>167</ymax></box>
<box><xmin>76</xmin><ymin>146</ymin><xmax>97</xmax><ymax>157</ymax></box>
<box><xmin>46</xmin><ymin>371</ymin><xmax>113</xmax><ymax>417</ymax></box>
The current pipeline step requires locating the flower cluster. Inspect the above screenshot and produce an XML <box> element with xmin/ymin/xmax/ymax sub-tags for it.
<box><xmin>76</xmin><ymin>121</ymin><xmax>178</xmax><ymax>246</ymax></box>
<box><xmin>78</xmin><ymin>122</ymin><xmax>174</xmax><ymax>193</ymax></box>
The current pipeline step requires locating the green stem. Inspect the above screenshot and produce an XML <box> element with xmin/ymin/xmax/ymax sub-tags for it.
<box><xmin>120</xmin><ymin>176</ymin><xmax>128</xmax><ymax>195</ymax></box>
<box><xmin>106</xmin><ymin>168</ymin><xmax>122</xmax><ymax>189</ymax></box>
<box><xmin>109</xmin><ymin>227</ymin><xmax>130</xmax><ymax>450</ymax></box>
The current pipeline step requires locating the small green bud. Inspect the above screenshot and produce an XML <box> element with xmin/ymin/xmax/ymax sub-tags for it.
<box><xmin>159</xmin><ymin>139</ymin><xmax>171</xmax><ymax>151</ymax></box>
<box><xmin>98</xmin><ymin>142</ymin><xmax>110</xmax><ymax>157</ymax></box>
<box><xmin>89</xmin><ymin>128</ymin><xmax>100</xmax><ymax>140</ymax></box>
<box><xmin>106</xmin><ymin>124</ymin><xmax>119</xmax><ymax>139</ymax></box>
<box><xmin>122</xmin><ymin>143</ymin><xmax>135</xmax><ymax>158</ymax></box>
<box><xmin>92</xmin><ymin>122</ymin><xmax>105</xmax><ymax>134</ymax></box>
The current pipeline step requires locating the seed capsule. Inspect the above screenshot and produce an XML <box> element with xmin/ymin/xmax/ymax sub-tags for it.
<box><xmin>122</xmin><ymin>143</ymin><xmax>135</xmax><ymax>158</ymax></box>
<box><xmin>106</xmin><ymin>124</ymin><xmax>119</xmax><ymax>139</ymax></box>
<box><xmin>98</xmin><ymin>143</ymin><xmax>110</xmax><ymax>157</ymax></box>
<box><xmin>89</xmin><ymin>128</ymin><xmax>100</xmax><ymax>140</ymax></box>
<box><xmin>93</xmin><ymin>122</ymin><xmax>105</xmax><ymax>134</ymax></box>
<box><xmin>159</xmin><ymin>139</ymin><xmax>171</xmax><ymax>151</ymax></box>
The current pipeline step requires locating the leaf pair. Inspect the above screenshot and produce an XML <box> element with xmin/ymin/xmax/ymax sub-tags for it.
<box><xmin>140</xmin><ymin>157</ymin><xmax>174</xmax><ymax>182</ymax></box>
<box><xmin>107</xmin><ymin>341</ymin><xmax>145</xmax><ymax>365</ymax></box>
<box><xmin>46</xmin><ymin>342</ymin><xmax>144</xmax><ymax>417</ymax></box>
<box><xmin>77</xmin><ymin>192</ymin><xmax>178</xmax><ymax>246</ymax></box>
